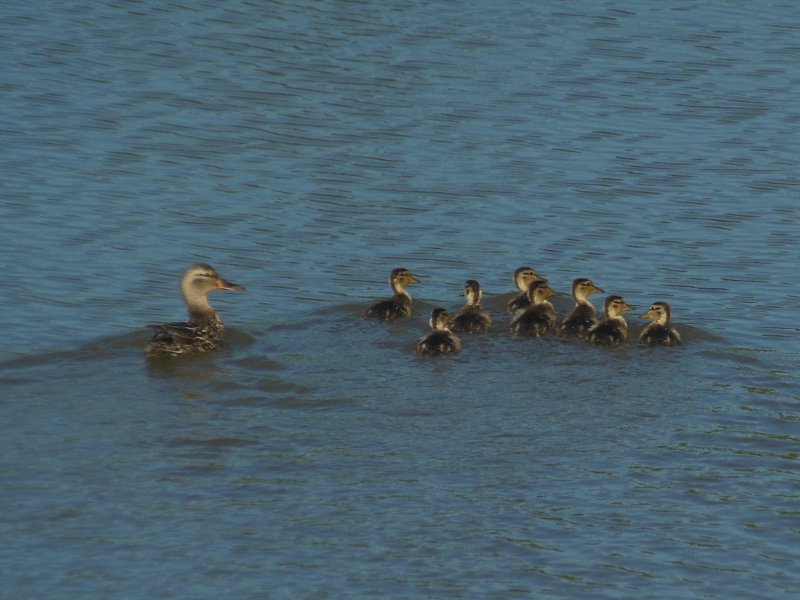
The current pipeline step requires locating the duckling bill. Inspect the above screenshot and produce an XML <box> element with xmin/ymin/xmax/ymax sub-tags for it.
<box><xmin>639</xmin><ymin>301</ymin><xmax>682</xmax><ymax>346</ymax></box>
<box><xmin>560</xmin><ymin>278</ymin><xmax>604</xmax><ymax>337</ymax></box>
<box><xmin>586</xmin><ymin>295</ymin><xmax>634</xmax><ymax>347</ymax></box>
<box><xmin>452</xmin><ymin>279</ymin><xmax>492</xmax><ymax>333</ymax></box>
<box><xmin>507</xmin><ymin>266</ymin><xmax>541</xmax><ymax>315</ymax></box>
<box><xmin>365</xmin><ymin>267</ymin><xmax>419</xmax><ymax>321</ymax></box>
<box><xmin>416</xmin><ymin>308</ymin><xmax>462</xmax><ymax>356</ymax></box>
<box><xmin>146</xmin><ymin>263</ymin><xmax>245</xmax><ymax>357</ymax></box>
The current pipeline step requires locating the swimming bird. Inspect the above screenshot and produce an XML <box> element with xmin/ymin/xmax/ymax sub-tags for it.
<box><xmin>364</xmin><ymin>267</ymin><xmax>419</xmax><ymax>320</ymax></box>
<box><xmin>507</xmin><ymin>266</ymin><xmax>542</xmax><ymax>314</ymax></box>
<box><xmin>146</xmin><ymin>263</ymin><xmax>245</xmax><ymax>357</ymax></box>
<box><xmin>560</xmin><ymin>278</ymin><xmax>605</xmax><ymax>337</ymax></box>
<box><xmin>585</xmin><ymin>295</ymin><xmax>634</xmax><ymax>347</ymax></box>
<box><xmin>509</xmin><ymin>280</ymin><xmax>558</xmax><ymax>337</ymax></box>
<box><xmin>453</xmin><ymin>279</ymin><xmax>492</xmax><ymax>333</ymax></box>
<box><xmin>416</xmin><ymin>308</ymin><xmax>462</xmax><ymax>356</ymax></box>
<box><xmin>639</xmin><ymin>301</ymin><xmax>682</xmax><ymax>346</ymax></box>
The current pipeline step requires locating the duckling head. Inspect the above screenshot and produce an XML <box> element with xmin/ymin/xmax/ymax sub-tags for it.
<box><xmin>526</xmin><ymin>279</ymin><xmax>555</xmax><ymax>303</ymax></box>
<box><xmin>640</xmin><ymin>301</ymin><xmax>671</xmax><ymax>324</ymax></box>
<box><xmin>463</xmin><ymin>279</ymin><xmax>482</xmax><ymax>305</ymax></box>
<box><xmin>429</xmin><ymin>307</ymin><xmax>454</xmax><ymax>331</ymax></box>
<box><xmin>180</xmin><ymin>263</ymin><xmax>244</xmax><ymax>310</ymax></box>
<box><xmin>572</xmin><ymin>278</ymin><xmax>604</xmax><ymax>301</ymax></box>
<box><xmin>390</xmin><ymin>267</ymin><xmax>419</xmax><ymax>292</ymax></box>
<box><xmin>513</xmin><ymin>266</ymin><xmax>540</xmax><ymax>292</ymax></box>
<box><xmin>604</xmin><ymin>295</ymin><xmax>634</xmax><ymax>318</ymax></box>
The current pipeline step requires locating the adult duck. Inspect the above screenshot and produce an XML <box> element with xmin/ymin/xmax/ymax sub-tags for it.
<box><xmin>146</xmin><ymin>263</ymin><xmax>245</xmax><ymax>357</ymax></box>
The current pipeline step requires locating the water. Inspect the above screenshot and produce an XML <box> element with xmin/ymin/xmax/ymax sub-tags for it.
<box><xmin>1</xmin><ymin>1</ymin><xmax>799</xmax><ymax>598</ymax></box>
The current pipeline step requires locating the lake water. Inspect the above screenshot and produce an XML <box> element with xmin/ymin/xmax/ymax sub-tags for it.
<box><xmin>1</xmin><ymin>1</ymin><xmax>799</xmax><ymax>598</ymax></box>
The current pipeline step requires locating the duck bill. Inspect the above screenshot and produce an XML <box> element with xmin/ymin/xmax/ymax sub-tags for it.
<box><xmin>592</xmin><ymin>285</ymin><xmax>605</xmax><ymax>295</ymax></box>
<box><xmin>219</xmin><ymin>279</ymin><xmax>245</xmax><ymax>291</ymax></box>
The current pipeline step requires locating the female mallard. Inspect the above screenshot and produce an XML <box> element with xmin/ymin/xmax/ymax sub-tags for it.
<box><xmin>509</xmin><ymin>280</ymin><xmax>557</xmax><ymax>337</ymax></box>
<box><xmin>586</xmin><ymin>295</ymin><xmax>634</xmax><ymax>347</ymax></box>
<box><xmin>453</xmin><ymin>279</ymin><xmax>492</xmax><ymax>333</ymax></box>
<box><xmin>365</xmin><ymin>267</ymin><xmax>419</xmax><ymax>320</ymax></box>
<box><xmin>560</xmin><ymin>278</ymin><xmax>605</xmax><ymax>337</ymax></box>
<box><xmin>507</xmin><ymin>266</ymin><xmax>541</xmax><ymax>314</ymax></box>
<box><xmin>639</xmin><ymin>301</ymin><xmax>682</xmax><ymax>346</ymax></box>
<box><xmin>416</xmin><ymin>308</ymin><xmax>462</xmax><ymax>356</ymax></box>
<box><xmin>146</xmin><ymin>263</ymin><xmax>245</xmax><ymax>357</ymax></box>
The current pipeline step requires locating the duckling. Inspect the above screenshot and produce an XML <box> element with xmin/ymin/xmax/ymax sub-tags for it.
<box><xmin>416</xmin><ymin>308</ymin><xmax>462</xmax><ymax>356</ymax></box>
<box><xmin>585</xmin><ymin>295</ymin><xmax>634</xmax><ymax>347</ymax></box>
<box><xmin>452</xmin><ymin>279</ymin><xmax>492</xmax><ymax>333</ymax></box>
<box><xmin>560</xmin><ymin>278</ymin><xmax>605</xmax><ymax>337</ymax></box>
<box><xmin>509</xmin><ymin>280</ymin><xmax>558</xmax><ymax>337</ymax></box>
<box><xmin>146</xmin><ymin>263</ymin><xmax>245</xmax><ymax>357</ymax></box>
<box><xmin>507</xmin><ymin>266</ymin><xmax>542</xmax><ymax>314</ymax></box>
<box><xmin>639</xmin><ymin>301</ymin><xmax>682</xmax><ymax>347</ymax></box>
<box><xmin>364</xmin><ymin>267</ymin><xmax>419</xmax><ymax>320</ymax></box>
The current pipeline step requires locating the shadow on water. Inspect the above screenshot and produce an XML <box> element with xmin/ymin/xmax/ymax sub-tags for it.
<box><xmin>2</xmin><ymin>298</ymin><xmax>798</xmax><ymax>600</ymax></box>
<box><xmin>1</xmin><ymin>299</ymin><xmax>793</xmax><ymax>439</ymax></box>
<box><xmin>3</xmin><ymin>0</ymin><xmax>800</xmax><ymax>594</ymax></box>
<box><xmin>0</xmin><ymin>295</ymin><xmax>777</xmax><ymax>387</ymax></box>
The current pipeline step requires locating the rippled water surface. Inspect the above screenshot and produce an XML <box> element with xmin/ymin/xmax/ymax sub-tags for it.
<box><xmin>2</xmin><ymin>1</ymin><xmax>799</xmax><ymax>598</ymax></box>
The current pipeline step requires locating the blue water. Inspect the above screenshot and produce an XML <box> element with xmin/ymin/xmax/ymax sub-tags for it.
<box><xmin>2</xmin><ymin>1</ymin><xmax>799</xmax><ymax>598</ymax></box>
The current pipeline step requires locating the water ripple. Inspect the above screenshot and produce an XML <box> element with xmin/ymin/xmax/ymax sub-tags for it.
<box><xmin>2</xmin><ymin>1</ymin><xmax>800</xmax><ymax>598</ymax></box>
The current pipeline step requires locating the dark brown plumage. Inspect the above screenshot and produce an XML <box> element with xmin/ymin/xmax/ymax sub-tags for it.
<box><xmin>560</xmin><ymin>278</ymin><xmax>604</xmax><ymax>337</ymax></box>
<box><xmin>639</xmin><ymin>302</ymin><xmax>682</xmax><ymax>347</ymax></box>
<box><xmin>586</xmin><ymin>295</ymin><xmax>634</xmax><ymax>347</ymax></box>
<box><xmin>146</xmin><ymin>264</ymin><xmax>245</xmax><ymax>357</ymax></box>
<box><xmin>509</xmin><ymin>280</ymin><xmax>557</xmax><ymax>337</ymax></box>
<box><xmin>365</xmin><ymin>268</ymin><xmax>419</xmax><ymax>321</ymax></box>
<box><xmin>416</xmin><ymin>308</ymin><xmax>462</xmax><ymax>356</ymax></box>
<box><xmin>506</xmin><ymin>266</ymin><xmax>542</xmax><ymax>315</ymax></box>
<box><xmin>453</xmin><ymin>279</ymin><xmax>492</xmax><ymax>333</ymax></box>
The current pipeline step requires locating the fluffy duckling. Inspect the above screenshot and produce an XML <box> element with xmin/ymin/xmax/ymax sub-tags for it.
<box><xmin>146</xmin><ymin>263</ymin><xmax>245</xmax><ymax>357</ymax></box>
<box><xmin>560</xmin><ymin>278</ymin><xmax>605</xmax><ymax>337</ymax></box>
<box><xmin>453</xmin><ymin>279</ymin><xmax>492</xmax><ymax>333</ymax></box>
<box><xmin>639</xmin><ymin>301</ymin><xmax>682</xmax><ymax>346</ymax></box>
<box><xmin>586</xmin><ymin>295</ymin><xmax>634</xmax><ymax>347</ymax></box>
<box><xmin>364</xmin><ymin>267</ymin><xmax>419</xmax><ymax>320</ymax></box>
<box><xmin>416</xmin><ymin>308</ymin><xmax>462</xmax><ymax>356</ymax></box>
<box><xmin>509</xmin><ymin>280</ymin><xmax>557</xmax><ymax>337</ymax></box>
<box><xmin>507</xmin><ymin>266</ymin><xmax>542</xmax><ymax>314</ymax></box>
